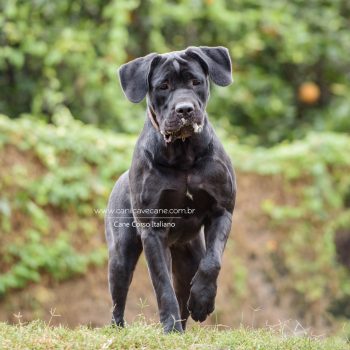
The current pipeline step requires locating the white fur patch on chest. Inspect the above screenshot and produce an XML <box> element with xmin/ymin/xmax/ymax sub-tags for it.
<box><xmin>186</xmin><ymin>188</ymin><xmax>193</xmax><ymax>200</ymax></box>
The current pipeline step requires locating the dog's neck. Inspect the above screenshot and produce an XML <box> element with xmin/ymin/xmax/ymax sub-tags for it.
<box><xmin>147</xmin><ymin>106</ymin><xmax>160</xmax><ymax>131</ymax></box>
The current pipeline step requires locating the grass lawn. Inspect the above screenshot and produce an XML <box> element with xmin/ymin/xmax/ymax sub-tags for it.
<box><xmin>0</xmin><ymin>321</ymin><xmax>349</xmax><ymax>350</ymax></box>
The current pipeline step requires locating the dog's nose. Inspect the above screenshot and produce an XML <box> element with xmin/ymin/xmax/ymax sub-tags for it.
<box><xmin>175</xmin><ymin>102</ymin><xmax>194</xmax><ymax>116</ymax></box>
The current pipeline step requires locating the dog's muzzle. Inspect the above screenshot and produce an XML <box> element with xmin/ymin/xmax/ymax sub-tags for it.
<box><xmin>160</xmin><ymin>102</ymin><xmax>204</xmax><ymax>143</ymax></box>
<box><xmin>147</xmin><ymin>104</ymin><xmax>204</xmax><ymax>144</ymax></box>
<box><xmin>162</xmin><ymin>117</ymin><xmax>203</xmax><ymax>144</ymax></box>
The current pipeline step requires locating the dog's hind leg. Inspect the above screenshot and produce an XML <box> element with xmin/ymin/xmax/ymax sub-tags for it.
<box><xmin>108</xmin><ymin>232</ymin><xmax>142</xmax><ymax>327</ymax></box>
<box><xmin>171</xmin><ymin>232</ymin><xmax>205</xmax><ymax>330</ymax></box>
<box><xmin>105</xmin><ymin>171</ymin><xmax>142</xmax><ymax>327</ymax></box>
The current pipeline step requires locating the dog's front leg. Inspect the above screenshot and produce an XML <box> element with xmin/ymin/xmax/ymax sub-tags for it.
<box><xmin>187</xmin><ymin>210</ymin><xmax>233</xmax><ymax>322</ymax></box>
<box><xmin>141</xmin><ymin>229</ymin><xmax>182</xmax><ymax>333</ymax></box>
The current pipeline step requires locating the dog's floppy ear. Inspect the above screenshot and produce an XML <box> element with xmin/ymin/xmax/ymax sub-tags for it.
<box><xmin>185</xmin><ymin>46</ymin><xmax>232</xmax><ymax>86</ymax></box>
<box><xmin>118</xmin><ymin>53</ymin><xmax>159</xmax><ymax>103</ymax></box>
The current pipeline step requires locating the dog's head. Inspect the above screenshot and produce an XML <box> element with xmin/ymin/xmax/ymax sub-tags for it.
<box><xmin>119</xmin><ymin>46</ymin><xmax>232</xmax><ymax>143</ymax></box>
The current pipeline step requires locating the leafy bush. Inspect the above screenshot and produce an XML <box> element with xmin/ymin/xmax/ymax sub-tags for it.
<box><xmin>236</xmin><ymin>133</ymin><xmax>350</xmax><ymax>325</ymax></box>
<box><xmin>1</xmin><ymin>1</ymin><xmax>349</xmax><ymax>143</ymax></box>
<box><xmin>0</xmin><ymin>0</ymin><xmax>143</xmax><ymax>132</ymax></box>
<box><xmin>0</xmin><ymin>111</ymin><xmax>135</xmax><ymax>294</ymax></box>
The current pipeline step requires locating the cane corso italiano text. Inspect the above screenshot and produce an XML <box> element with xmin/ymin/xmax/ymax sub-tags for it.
<box><xmin>105</xmin><ymin>46</ymin><xmax>236</xmax><ymax>333</ymax></box>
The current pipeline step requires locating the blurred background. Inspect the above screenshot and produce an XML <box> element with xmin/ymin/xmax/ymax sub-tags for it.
<box><xmin>0</xmin><ymin>0</ymin><xmax>350</xmax><ymax>335</ymax></box>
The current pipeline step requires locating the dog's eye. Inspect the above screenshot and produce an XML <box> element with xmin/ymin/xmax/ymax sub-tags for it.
<box><xmin>192</xmin><ymin>79</ymin><xmax>201</xmax><ymax>86</ymax></box>
<box><xmin>159</xmin><ymin>82</ymin><xmax>169</xmax><ymax>90</ymax></box>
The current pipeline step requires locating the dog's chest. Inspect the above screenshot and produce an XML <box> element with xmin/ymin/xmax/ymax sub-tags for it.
<box><xmin>139</xmin><ymin>166</ymin><xmax>215</xmax><ymax>212</ymax></box>
<box><xmin>135</xmin><ymin>150</ymin><xmax>233</xmax><ymax>217</ymax></box>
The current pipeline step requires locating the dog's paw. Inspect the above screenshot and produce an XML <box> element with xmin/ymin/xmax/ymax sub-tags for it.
<box><xmin>187</xmin><ymin>278</ymin><xmax>217</xmax><ymax>322</ymax></box>
<box><xmin>111</xmin><ymin>316</ymin><xmax>125</xmax><ymax>328</ymax></box>
<box><xmin>163</xmin><ymin>317</ymin><xmax>184</xmax><ymax>334</ymax></box>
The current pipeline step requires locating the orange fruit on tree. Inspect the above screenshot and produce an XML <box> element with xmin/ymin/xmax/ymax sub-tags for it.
<box><xmin>298</xmin><ymin>82</ymin><xmax>321</xmax><ymax>104</ymax></box>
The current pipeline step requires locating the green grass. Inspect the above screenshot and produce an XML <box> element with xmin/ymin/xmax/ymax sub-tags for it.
<box><xmin>0</xmin><ymin>321</ymin><xmax>349</xmax><ymax>350</ymax></box>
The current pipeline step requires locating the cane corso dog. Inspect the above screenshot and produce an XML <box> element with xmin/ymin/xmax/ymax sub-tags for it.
<box><xmin>105</xmin><ymin>46</ymin><xmax>236</xmax><ymax>333</ymax></box>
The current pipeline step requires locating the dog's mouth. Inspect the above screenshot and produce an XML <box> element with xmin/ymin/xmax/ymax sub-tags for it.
<box><xmin>160</xmin><ymin>107</ymin><xmax>204</xmax><ymax>144</ymax></box>
<box><xmin>161</xmin><ymin>119</ymin><xmax>203</xmax><ymax>144</ymax></box>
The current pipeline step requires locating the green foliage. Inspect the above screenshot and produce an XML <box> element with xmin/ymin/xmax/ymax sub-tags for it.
<box><xmin>0</xmin><ymin>230</ymin><xmax>102</xmax><ymax>294</ymax></box>
<box><xmin>0</xmin><ymin>112</ymin><xmax>134</xmax><ymax>295</ymax></box>
<box><xmin>0</xmin><ymin>0</ymin><xmax>143</xmax><ymax>132</ymax></box>
<box><xmin>0</xmin><ymin>320</ymin><xmax>349</xmax><ymax>350</ymax></box>
<box><xmin>1</xmin><ymin>1</ymin><xmax>349</xmax><ymax>143</ymax></box>
<box><xmin>249</xmin><ymin>134</ymin><xmax>350</xmax><ymax>322</ymax></box>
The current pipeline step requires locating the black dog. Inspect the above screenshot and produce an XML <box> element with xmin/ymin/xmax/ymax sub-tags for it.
<box><xmin>105</xmin><ymin>46</ymin><xmax>236</xmax><ymax>333</ymax></box>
